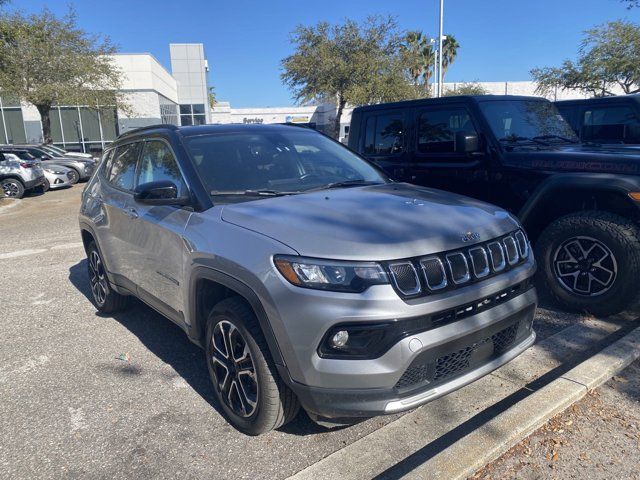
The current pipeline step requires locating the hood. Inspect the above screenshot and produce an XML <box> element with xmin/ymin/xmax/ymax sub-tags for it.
<box><xmin>503</xmin><ymin>144</ymin><xmax>640</xmax><ymax>175</ymax></box>
<box><xmin>220</xmin><ymin>183</ymin><xmax>519</xmax><ymax>261</ymax></box>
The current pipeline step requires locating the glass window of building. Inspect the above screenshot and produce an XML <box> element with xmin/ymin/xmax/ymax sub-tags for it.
<box><xmin>48</xmin><ymin>105</ymin><xmax>118</xmax><ymax>153</ymax></box>
<box><xmin>179</xmin><ymin>104</ymin><xmax>206</xmax><ymax>126</ymax></box>
<box><xmin>0</xmin><ymin>96</ymin><xmax>27</xmax><ymax>144</ymax></box>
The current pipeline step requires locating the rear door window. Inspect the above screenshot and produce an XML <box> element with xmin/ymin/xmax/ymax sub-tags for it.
<box><xmin>582</xmin><ymin>106</ymin><xmax>640</xmax><ymax>143</ymax></box>
<box><xmin>363</xmin><ymin>113</ymin><xmax>405</xmax><ymax>155</ymax></box>
<box><xmin>107</xmin><ymin>142</ymin><xmax>141</xmax><ymax>191</ymax></box>
<box><xmin>417</xmin><ymin>108</ymin><xmax>478</xmax><ymax>154</ymax></box>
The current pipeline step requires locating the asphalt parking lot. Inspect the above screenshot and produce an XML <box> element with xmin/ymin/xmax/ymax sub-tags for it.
<box><xmin>0</xmin><ymin>186</ymin><xmax>635</xmax><ymax>479</ymax></box>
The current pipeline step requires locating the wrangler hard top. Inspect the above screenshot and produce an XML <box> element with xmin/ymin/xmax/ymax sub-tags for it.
<box><xmin>349</xmin><ymin>95</ymin><xmax>640</xmax><ymax>316</ymax></box>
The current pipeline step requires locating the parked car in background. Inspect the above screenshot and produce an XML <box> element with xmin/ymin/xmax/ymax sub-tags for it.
<box><xmin>41</xmin><ymin>162</ymin><xmax>74</xmax><ymax>190</ymax></box>
<box><xmin>0</xmin><ymin>151</ymin><xmax>46</xmax><ymax>198</ymax></box>
<box><xmin>0</xmin><ymin>146</ymin><xmax>95</xmax><ymax>184</ymax></box>
<box><xmin>39</xmin><ymin>143</ymin><xmax>95</xmax><ymax>160</ymax></box>
<box><xmin>348</xmin><ymin>95</ymin><xmax>640</xmax><ymax>316</ymax></box>
<box><xmin>79</xmin><ymin>123</ymin><xmax>537</xmax><ymax>435</ymax></box>
<box><xmin>555</xmin><ymin>95</ymin><xmax>640</xmax><ymax>146</ymax></box>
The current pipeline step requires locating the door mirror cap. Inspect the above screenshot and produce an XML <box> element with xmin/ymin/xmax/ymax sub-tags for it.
<box><xmin>134</xmin><ymin>180</ymin><xmax>190</xmax><ymax>206</ymax></box>
<box><xmin>454</xmin><ymin>131</ymin><xmax>480</xmax><ymax>153</ymax></box>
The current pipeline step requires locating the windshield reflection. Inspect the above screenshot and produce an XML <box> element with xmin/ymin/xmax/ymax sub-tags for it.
<box><xmin>479</xmin><ymin>100</ymin><xmax>578</xmax><ymax>145</ymax></box>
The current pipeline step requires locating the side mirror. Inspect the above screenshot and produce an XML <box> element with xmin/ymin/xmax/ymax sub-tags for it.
<box><xmin>454</xmin><ymin>131</ymin><xmax>480</xmax><ymax>153</ymax></box>
<box><xmin>134</xmin><ymin>180</ymin><xmax>190</xmax><ymax>206</ymax></box>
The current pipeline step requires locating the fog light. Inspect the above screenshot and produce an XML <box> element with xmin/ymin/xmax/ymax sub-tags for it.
<box><xmin>331</xmin><ymin>330</ymin><xmax>349</xmax><ymax>348</ymax></box>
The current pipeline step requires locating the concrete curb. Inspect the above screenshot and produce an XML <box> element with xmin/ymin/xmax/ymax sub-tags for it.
<box><xmin>404</xmin><ymin>325</ymin><xmax>640</xmax><ymax>480</ymax></box>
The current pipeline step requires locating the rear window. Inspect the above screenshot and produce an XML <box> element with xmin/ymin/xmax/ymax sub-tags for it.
<box><xmin>363</xmin><ymin>114</ymin><xmax>405</xmax><ymax>155</ymax></box>
<box><xmin>106</xmin><ymin>142</ymin><xmax>140</xmax><ymax>191</ymax></box>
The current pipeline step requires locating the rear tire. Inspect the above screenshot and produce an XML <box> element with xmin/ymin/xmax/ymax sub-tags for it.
<box><xmin>205</xmin><ymin>297</ymin><xmax>299</xmax><ymax>435</ymax></box>
<box><xmin>86</xmin><ymin>241</ymin><xmax>129</xmax><ymax>313</ymax></box>
<box><xmin>1</xmin><ymin>178</ymin><xmax>25</xmax><ymax>199</ymax></box>
<box><xmin>535</xmin><ymin>211</ymin><xmax>640</xmax><ymax>316</ymax></box>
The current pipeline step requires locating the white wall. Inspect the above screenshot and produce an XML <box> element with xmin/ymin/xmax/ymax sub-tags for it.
<box><xmin>111</xmin><ymin>53</ymin><xmax>179</xmax><ymax>103</ymax></box>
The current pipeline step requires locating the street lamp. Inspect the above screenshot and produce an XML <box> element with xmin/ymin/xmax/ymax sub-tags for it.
<box><xmin>436</xmin><ymin>0</ymin><xmax>445</xmax><ymax>97</ymax></box>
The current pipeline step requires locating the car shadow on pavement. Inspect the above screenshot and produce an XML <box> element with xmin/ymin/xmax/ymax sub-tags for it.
<box><xmin>68</xmin><ymin>259</ymin><xmax>326</xmax><ymax>436</ymax></box>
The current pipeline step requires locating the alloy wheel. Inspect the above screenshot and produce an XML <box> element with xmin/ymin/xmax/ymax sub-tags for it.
<box><xmin>88</xmin><ymin>250</ymin><xmax>108</xmax><ymax>306</ymax></box>
<box><xmin>552</xmin><ymin>236</ymin><xmax>617</xmax><ymax>297</ymax></box>
<box><xmin>210</xmin><ymin>320</ymin><xmax>258</xmax><ymax>418</ymax></box>
<box><xmin>68</xmin><ymin>170</ymin><xmax>80</xmax><ymax>184</ymax></box>
<box><xmin>2</xmin><ymin>181</ymin><xmax>20</xmax><ymax>197</ymax></box>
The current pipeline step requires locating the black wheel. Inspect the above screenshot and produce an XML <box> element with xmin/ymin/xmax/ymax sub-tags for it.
<box><xmin>39</xmin><ymin>179</ymin><xmax>50</xmax><ymax>193</ymax></box>
<box><xmin>536</xmin><ymin>211</ymin><xmax>640</xmax><ymax>316</ymax></box>
<box><xmin>1</xmin><ymin>178</ymin><xmax>25</xmax><ymax>199</ymax></box>
<box><xmin>205</xmin><ymin>297</ymin><xmax>299</xmax><ymax>435</ymax></box>
<box><xmin>86</xmin><ymin>241</ymin><xmax>128</xmax><ymax>313</ymax></box>
<box><xmin>67</xmin><ymin>169</ymin><xmax>80</xmax><ymax>184</ymax></box>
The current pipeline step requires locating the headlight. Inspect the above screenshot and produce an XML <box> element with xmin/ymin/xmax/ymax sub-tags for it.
<box><xmin>274</xmin><ymin>255</ymin><xmax>388</xmax><ymax>292</ymax></box>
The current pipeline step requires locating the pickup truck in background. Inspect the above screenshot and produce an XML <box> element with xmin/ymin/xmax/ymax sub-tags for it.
<box><xmin>348</xmin><ymin>95</ymin><xmax>640</xmax><ymax>316</ymax></box>
<box><xmin>555</xmin><ymin>95</ymin><xmax>640</xmax><ymax>146</ymax></box>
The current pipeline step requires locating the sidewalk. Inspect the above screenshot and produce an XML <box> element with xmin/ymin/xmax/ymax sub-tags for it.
<box><xmin>472</xmin><ymin>359</ymin><xmax>640</xmax><ymax>480</ymax></box>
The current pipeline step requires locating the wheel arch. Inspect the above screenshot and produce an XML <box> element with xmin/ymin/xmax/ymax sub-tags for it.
<box><xmin>519</xmin><ymin>174</ymin><xmax>640</xmax><ymax>241</ymax></box>
<box><xmin>188</xmin><ymin>266</ymin><xmax>286</xmax><ymax>368</ymax></box>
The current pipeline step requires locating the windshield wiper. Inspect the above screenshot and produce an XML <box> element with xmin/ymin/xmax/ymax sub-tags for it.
<box><xmin>532</xmin><ymin>134</ymin><xmax>577</xmax><ymax>143</ymax></box>
<box><xmin>499</xmin><ymin>135</ymin><xmax>550</xmax><ymax>147</ymax></box>
<box><xmin>210</xmin><ymin>189</ymin><xmax>299</xmax><ymax>197</ymax></box>
<box><xmin>308</xmin><ymin>179</ymin><xmax>382</xmax><ymax>191</ymax></box>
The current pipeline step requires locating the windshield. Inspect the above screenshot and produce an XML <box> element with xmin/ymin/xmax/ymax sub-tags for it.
<box><xmin>184</xmin><ymin>129</ymin><xmax>387</xmax><ymax>196</ymax></box>
<box><xmin>479</xmin><ymin>100</ymin><xmax>578</xmax><ymax>144</ymax></box>
<box><xmin>39</xmin><ymin>146</ymin><xmax>64</xmax><ymax>157</ymax></box>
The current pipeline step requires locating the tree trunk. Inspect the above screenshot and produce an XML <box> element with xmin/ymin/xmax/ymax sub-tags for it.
<box><xmin>333</xmin><ymin>96</ymin><xmax>346</xmax><ymax>140</ymax></box>
<box><xmin>36</xmin><ymin>104</ymin><xmax>53</xmax><ymax>144</ymax></box>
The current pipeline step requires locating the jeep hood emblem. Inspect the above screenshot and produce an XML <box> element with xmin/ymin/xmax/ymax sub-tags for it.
<box><xmin>461</xmin><ymin>231</ymin><xmax>481</xmax><ymax>242</ymax></box>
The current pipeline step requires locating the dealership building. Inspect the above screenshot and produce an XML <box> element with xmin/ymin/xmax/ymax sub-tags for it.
<box><xmin>0</xmin><ymin>40</ymin><xmax>596</xmax><ymax>152</ymax></box>
<box><xmin>0</xmin><ymin>43</ymin><xmax>211</xmax><ymax>153</ymax></box>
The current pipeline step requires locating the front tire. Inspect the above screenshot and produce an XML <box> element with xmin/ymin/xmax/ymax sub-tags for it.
<box><xmin>1</xmin><ymin>178</ymin><xmax>25</xmax><ymax>199</ymax></box>
<box><xmin>205</xmin><ymin>297</ymin><xmax>299</xmax><ymax>435</ymax></box>
<box><xmin>536</xmin><ymin>211</ymin><xmax>640</xmax><ymax>316</ymax></box>
<box><xmin>67</xmin><ymin>169</ymin><xmax>80</xmax><ymax>184</ymax></box>
<box><xmin>86</xmin><ymin>241</ymin><xmax>129</xmax><ymax>313</ymax></box>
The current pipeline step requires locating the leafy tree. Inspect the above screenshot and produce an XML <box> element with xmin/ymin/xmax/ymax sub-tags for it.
<box><xmin>441</xmin><ymin>34</ymin><xmax>460</xmax><ymax>84</ymax></box>
<box><xmin>208</xmin><ymin>86</ymin><xmax>216</xmax><ymax>108</ymax></box>
<box><xmin>443</xmin><ymin>82</ymin><xmax>488</xmax><ymax>96</ymax></box>
<box><xmin>531</xmin><ymin>20</ymin><xmax>640</xmax><ymax>97</ymax></box>
<box><xmin>281</xmin><ymin>16</ymin><xmax>418</xmax><ymax>138</ymax></box>
<box><xmin>0</xmin><ymin>8</ymin><xmax>127</xmax><ymax>143</ymax></box>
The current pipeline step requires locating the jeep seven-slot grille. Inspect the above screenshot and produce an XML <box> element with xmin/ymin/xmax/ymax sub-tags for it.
<box><xmin>385</xmin><ymin>230</ymin><xmax>529</xmax><ymax>299</ymax></box>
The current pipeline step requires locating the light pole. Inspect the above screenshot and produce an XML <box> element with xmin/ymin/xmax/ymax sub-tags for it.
<box><xmin>437</xmin><ymin>0</ymin><xmax>445</xmax><ymax>97</ymax></box>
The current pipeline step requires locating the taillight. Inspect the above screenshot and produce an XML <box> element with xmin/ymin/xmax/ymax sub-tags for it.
<box><xmin>19</xmin><ymin>162</ymin><xmax>34</xmax><ymax>168</ymax></box>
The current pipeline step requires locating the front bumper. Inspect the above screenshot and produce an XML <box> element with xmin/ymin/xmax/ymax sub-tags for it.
<box><xmin>288</xmin><ymin>287</ymin><xmax>537</xmax><ymax>418</ymax></box>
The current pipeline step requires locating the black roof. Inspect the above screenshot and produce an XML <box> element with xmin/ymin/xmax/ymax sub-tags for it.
<box><xmin>116</xmin><ymin>122</ymin><xmax>316</xmax><ymax>141</ymax></box>
<box><xmin>351</xmin><ymin>94</ymin><xmax>547</xmax><ymax>113</ymax></box>
<box><xmin>554</xmin><ymin>94</ymin><xmax>640</xmax><ymax>105</ymax></box>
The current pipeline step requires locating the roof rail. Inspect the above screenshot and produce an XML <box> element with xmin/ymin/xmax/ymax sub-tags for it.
<box><xmin>117</xmin><ymin>124</ymin><xmax>179</xmax><ymax>139</ymax></box>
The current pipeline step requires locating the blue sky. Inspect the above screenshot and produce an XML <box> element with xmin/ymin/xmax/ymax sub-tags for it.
<box><xmin>14</xmin><ymin>0</ymin><xmax>640</xmax><ymax>107</ymax></box>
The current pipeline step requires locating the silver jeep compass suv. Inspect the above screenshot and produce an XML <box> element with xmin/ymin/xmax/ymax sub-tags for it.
<box><xmin>79</xmin><ymin>124</ymin><xmax>537</xmax><ymax>435</ymax></box>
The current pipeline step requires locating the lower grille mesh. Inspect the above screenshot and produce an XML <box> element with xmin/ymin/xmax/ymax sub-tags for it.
<box><xmin>395</xmin><ymin>322</ymin><xmax>521</xmax><ymax>391</ymax></box>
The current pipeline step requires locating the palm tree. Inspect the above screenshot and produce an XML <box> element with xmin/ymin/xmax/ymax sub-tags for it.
<box><xmin>400</xmin><ymin>30</ymin><xmax>434</xmax><ymax>88</ymax></box>
<box><xmin>441</xmin><ymin>34</ymin><xmax>460</xmax><ymax>83</ymax></box>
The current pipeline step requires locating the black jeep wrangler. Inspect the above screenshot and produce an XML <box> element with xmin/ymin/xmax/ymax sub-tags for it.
<box><xmin>555</xmin><ymin>94</ymin><xmax>640</xmax><ymax>146</ymax></box>
<box><xmin>348</xmin><ymin>95</ymin><xmax>640</xmax><ymax>316</ymax></box>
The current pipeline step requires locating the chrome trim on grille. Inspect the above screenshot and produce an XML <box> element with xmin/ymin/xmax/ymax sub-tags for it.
<box><xmin>487</xmin><ymin>241</ymin><xmax>506</xmax><ymax>272</ymax></box>
<box><xmin>468</xmin><ymin>246</ymin><xmax>490</xmax><ymax>278</ymax></box>
<box><xmin>515</xmin><ymin>230</ymin><xmax>529</xmax><ymax>259</ymax></box>
<box><xmin>445</xmin><ymin>252</ymin><xmax>471</xmax><ymax>285</ymax></box>
<box><xmin>420</xmin><ymin>257</ymin><xmax>448</xmax><ymax>291</ymax></box>
<box><xmin>503</xmin><ymin>236</ymin><xmax>519</xmax><ymax>265</ymax></box>
<box><xmin>389</xmin><ymin>261</ymin><xmax>421</xmax><ymax>296</ymax></box>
